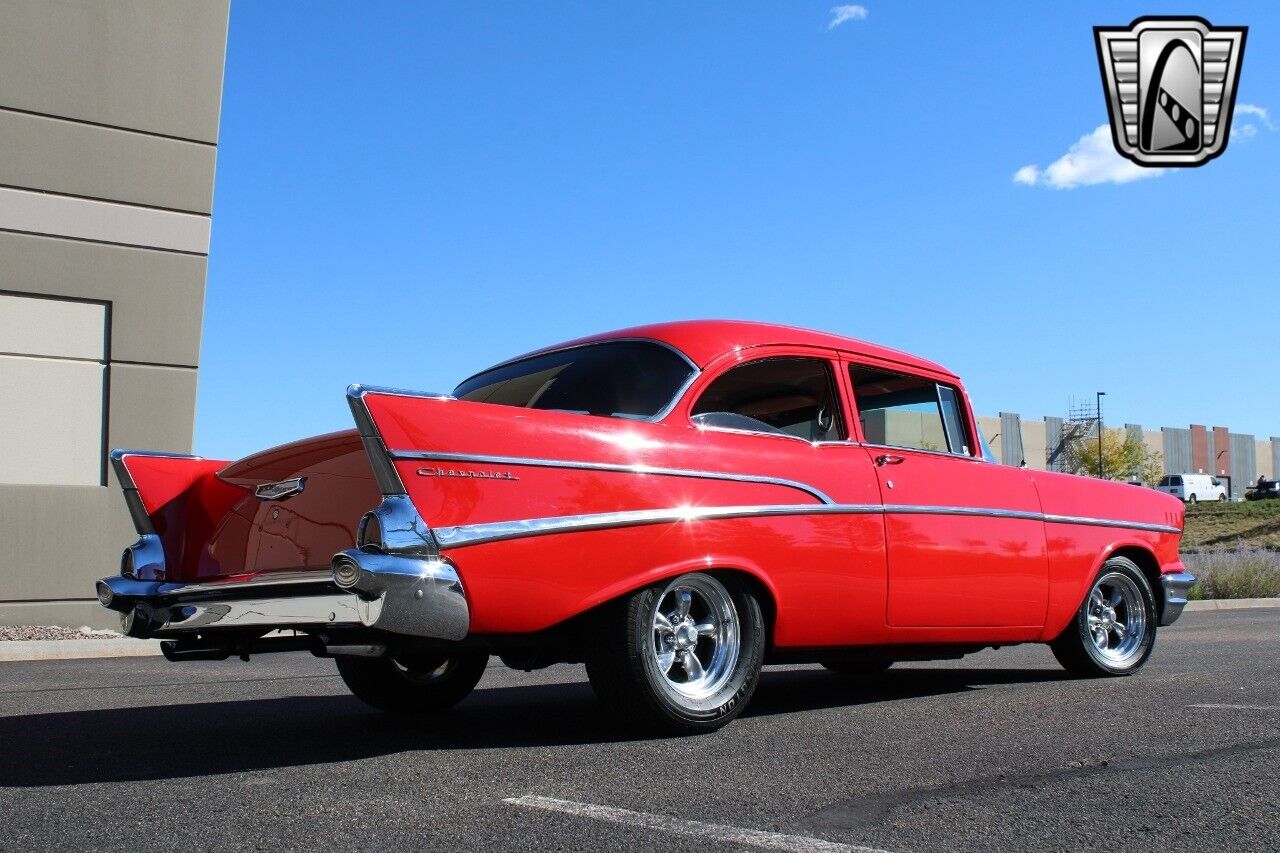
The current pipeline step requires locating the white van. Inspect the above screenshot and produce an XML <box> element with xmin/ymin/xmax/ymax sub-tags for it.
<box><xmin>1157</xmin><ymin>473</ymin><xmax>1228</xmax><ymax>503</ymax></box>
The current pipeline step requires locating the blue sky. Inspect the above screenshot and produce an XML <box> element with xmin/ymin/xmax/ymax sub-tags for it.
<box><xmin>199</xmin><ymin>2</ymin><xmax>1278</xmax><ymax>460</ymax></box>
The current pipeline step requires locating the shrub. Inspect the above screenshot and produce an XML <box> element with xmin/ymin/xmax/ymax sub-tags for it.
<box><xmin>1183</xmin><ymin>545</ymin><xmax>1280</xmax><ymax>600</ymax></box>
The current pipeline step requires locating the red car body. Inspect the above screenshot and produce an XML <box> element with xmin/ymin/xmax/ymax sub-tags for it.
<box><xmin>98</xmin><ymin>320</ymin><xmax>1191</xmax><ymax>726</ymax></box>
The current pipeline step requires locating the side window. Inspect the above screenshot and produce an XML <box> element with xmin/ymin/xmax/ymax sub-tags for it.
<box><xmin>691</xmin><ymin>357</ymin><xmax>844</xmax><ymax>441</ymax></box>
<box><xmin>849</xmin><ymin>364</ymin><xmax>972</xmax><ymax>455</ymax></box>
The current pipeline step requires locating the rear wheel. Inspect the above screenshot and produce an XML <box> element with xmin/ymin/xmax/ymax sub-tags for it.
<box><xmin>336</xmin><ymin>650</ymin><xmax>488</xmax><ymax>713</ymax></box>
<box><xmin>1051</xmin><ymin>556</ymin><xmax>1156</xmax><ymax>677</ymax></box>
<box><xmin>822</xmin><ymin>660</ymin><xmax>893</xmax><ymax>676</ymax></box>
<box><xmin>1188</xmin><ymin>494</ymin><xmax>1198</xmax><ymax>504</ymax></box>
<box><xmin>586</xmin><ymin>572</ymin><xmax>765</xmax><ymax>734</ymax></box>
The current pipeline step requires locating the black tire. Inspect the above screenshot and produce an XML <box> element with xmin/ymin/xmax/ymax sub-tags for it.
<box><xmin>1051</xmin><ymin>556</ymin><xmax>1156</xmax><ymax>677</ymax></box>
<box><xmin>585</xmin><ymin>572</ymin><xmax>766</xmax><ymax>734</ymax></box>
<box><xmin>1219</xmin><ymin>493</ymin><xmax>1228</xmax><ymax>502</ymax></box>
<box><xmin>336</xmin><ymin>650</ymin><xmax>488</xmax><ymax>713</ymax></box>
<box><xmin>1188</xmin><ymin>494</ymin><xmax>1198</xmax><ymax>504</ymax></box>
<box><xmin>822</xmin><ymin>660</ymin><xmax>893</xmax><ymax>677</ymax></box>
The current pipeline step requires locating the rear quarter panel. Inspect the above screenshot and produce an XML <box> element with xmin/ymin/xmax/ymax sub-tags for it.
<box><xmin>362</xmin><ymin>392</ymin><xmax>890</xmax><ymax>646</ymax></box>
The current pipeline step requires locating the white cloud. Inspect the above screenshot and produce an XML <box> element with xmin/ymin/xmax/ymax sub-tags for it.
<box><xmin>1232</xmin><ymin>103</ymin><xmax>1274</xmax><ymax>141</ymax></box>
<box><xmin>828</xmin><ymin>5</ymin><xmax>868</xmax><ymax>29</ymax></box>
<box><xmin>1235</xmin><ymin>103</ymin><xmax>1275</xmax><ymax>129</ymax></box>
<box><xmin>1013</xmin><ymin>124</ymin><xmax>1163</xmax><ymax>189</ymax></box>
<box><xmin>1012</xmin><ymin>165</ymin><xmax>1040</xmax><ymax>185</ymax></box>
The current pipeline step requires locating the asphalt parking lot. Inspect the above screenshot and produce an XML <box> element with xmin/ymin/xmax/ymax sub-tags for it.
<box><xmin>1</xmin><ymin>608</ymin><xmax>1276</xmax><ymax>852</ymax></box>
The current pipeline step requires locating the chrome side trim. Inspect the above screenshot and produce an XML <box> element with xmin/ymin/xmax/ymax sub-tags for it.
<box><xmin>431</xmin><ymin>503</ymin><xmax>1182</xmax><ymax>549</ymax></box>
<box><xmin>434</xmin><ymin>503</ymin><xmax>881</xmax><ymax>548</ymax></box>
<box><xmin>1043</xmin><ymin>513</ymin><xmax>1181</xmax><ymax>535</ymax></box>
<box><xmin>1159</xmin><ymin>571</ymin><xmax>1196</xmax><ymax>626</ymax></box>
<box><xmin>109</xmin><ymin>448</ymin><xmax>202</xmax><ymax>535</ymax></box>
<box><xmin>388</xmin><ymin>450</ymin><xmax>837</xmax><ymax>505</ymax></box>
<box><xmin>883</xmin><ymin>504</ymin><xmax>1045</xmax><ymax>523</ymax></box>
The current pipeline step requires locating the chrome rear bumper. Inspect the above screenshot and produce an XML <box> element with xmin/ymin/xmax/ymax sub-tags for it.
<box><xmin>97</xmin><ymin>572</ymin><xmax>361</xmax><ymax>638</ymax></box>
<box><xmin>96</xmin><ymin>553</ymin><xmax>470</xmax><ymax>641</ymax></box>
<box><xmin>1160</xmin><ymin>571</ymin><xmax>1196</xmax><ymax>626</ymax></box>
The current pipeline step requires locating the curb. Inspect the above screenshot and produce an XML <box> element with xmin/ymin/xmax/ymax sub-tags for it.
<box><xmin>0</xmin><ymin>638</ymin><xmax>162</xmax><ymax>662</ymax></box>
<box><xmin>1184</xmin><ymin>598</ymin><xmax>1280</xmax><ymax>611</ymax></box>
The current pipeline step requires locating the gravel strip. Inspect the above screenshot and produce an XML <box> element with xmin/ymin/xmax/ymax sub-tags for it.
<box><xmin>0</xmin><ymin>626</ymin><xmax>121</xmax><ymax>642</ymax></box>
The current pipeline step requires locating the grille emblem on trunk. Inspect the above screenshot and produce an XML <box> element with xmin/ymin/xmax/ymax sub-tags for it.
<box><xmin>255</xmin><ymin>477</ymin><xmax>307</xmax><ymax>501</ymax></box>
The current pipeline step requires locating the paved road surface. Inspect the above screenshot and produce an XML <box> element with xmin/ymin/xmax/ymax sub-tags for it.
<box><xmin>1</xmin><ymin>609</ymin><xmax>1276</xmax><ymax>852</ymax></box>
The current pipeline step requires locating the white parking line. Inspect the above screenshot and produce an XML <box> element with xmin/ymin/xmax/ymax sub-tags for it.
<box><xmin>1189</xmin><ymin>703</ymin><xmax>1280</xmax><ymax>712</ymax></box>
<box><xmin>503</xmin><ymin>795</ymin><xmax>892</xmax><ymax>853</ymax></box>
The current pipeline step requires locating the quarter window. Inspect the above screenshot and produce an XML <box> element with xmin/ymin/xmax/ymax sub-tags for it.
<box><xmin>849</xmin><ymin>364</ymin><xmax>971</xmax><ymax>455</ymax></box>
<box><xmin>691</xmin><ymin>357</ymin><xmax>844</xmax><ymax>441</ymax></box>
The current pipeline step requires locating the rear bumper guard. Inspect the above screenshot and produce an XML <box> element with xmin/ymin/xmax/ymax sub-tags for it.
<box><xmin>331</xmin><ymin>549</ymin><xmax>469</xmax><ymax>641</ymax></box>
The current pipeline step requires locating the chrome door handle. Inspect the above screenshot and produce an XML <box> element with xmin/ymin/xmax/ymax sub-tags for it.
<box><xmin>875</xmin><ymin>454</ymin><xmax>905</xmax><ymax>466</ymax></box>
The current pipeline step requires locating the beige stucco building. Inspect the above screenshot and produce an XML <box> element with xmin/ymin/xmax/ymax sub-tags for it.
<box><xmin>0</xmin><ymin>0</ymin><xmax>229</xmax><ymax>628</ymax></box>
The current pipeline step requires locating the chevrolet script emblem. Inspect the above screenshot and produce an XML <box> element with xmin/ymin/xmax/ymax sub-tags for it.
<box><xmin>1094</xmin><ymin>17</ymin><xmax>1247</xmax><ymax>167</ymax></box>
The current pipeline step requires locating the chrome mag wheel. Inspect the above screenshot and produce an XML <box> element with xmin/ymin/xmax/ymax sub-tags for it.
<box><xmin>1086</xmin><ymin>572</ymin><xmax>1148</xmax><ymax>666</ymax></box>
<box><xmin>650</xmin><ymin>575</ymin><xmax>741</xmax><ymax>703</ymax></box>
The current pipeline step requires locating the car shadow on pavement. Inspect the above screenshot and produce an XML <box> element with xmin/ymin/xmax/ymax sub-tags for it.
<box><xmin>0</xmin><ymin>666</ymin><xmax>1067</xmax><ymax>787</ymax></box>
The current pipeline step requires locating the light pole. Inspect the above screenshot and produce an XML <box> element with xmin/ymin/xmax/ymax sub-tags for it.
<box><xmin>1096</xmin><ymin>391</ymin><xmax>1106</xmax><ymax>479</ymax></box>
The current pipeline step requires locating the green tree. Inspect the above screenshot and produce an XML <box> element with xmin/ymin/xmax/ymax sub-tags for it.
<box><xmin>1068</xmin><ymin>427</ymin><xmax>1163</xmax><ymax>485</ymax></box>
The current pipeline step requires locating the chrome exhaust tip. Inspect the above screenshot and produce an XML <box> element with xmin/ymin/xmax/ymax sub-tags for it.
<box><xmin>332</xmin><ymin>553</ymin><xmax>363</xmax><ymax>589</ymax></box>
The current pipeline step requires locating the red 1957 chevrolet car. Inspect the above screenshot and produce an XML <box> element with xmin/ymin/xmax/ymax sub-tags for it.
<box><xmin>97</xmin><ymin>320</ymin><xmax>1192</xmax><ymax>732</ymax></box>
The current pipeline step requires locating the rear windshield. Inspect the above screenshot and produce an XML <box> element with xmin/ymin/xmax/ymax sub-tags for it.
<box><xmin>454</xmin><ymin>340</ymin><xmax>695</xmax><ymax>419</ymax></box>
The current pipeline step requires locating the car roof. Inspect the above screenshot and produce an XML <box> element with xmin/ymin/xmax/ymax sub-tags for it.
<box><xmin>516</xmin><ymin>320</ymin><xmax>957</xmax><ymax>378</ymax></box>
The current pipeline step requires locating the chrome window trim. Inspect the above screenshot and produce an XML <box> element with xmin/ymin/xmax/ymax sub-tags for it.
<box><xmin>455</xmin><ymin>337</ymin><xmax>699</xmax><ymax>387</ymax></box>
<box><xmin>691</xmin><ymin>424</ymin><xmax>816</xmax><ymax>445</ymax></box>
<box><xmin>430</xmin><ymin>502</ymin><xmax>1180</xmax><ymax>549</ymax></box>
<box><xmin>387</xmin><ymin>449</ymin><xmax>837</xmax><ymax>504</ymax></box>
<box><xmin>858</xmin><ymin>441</ymin><xmax>986</xmax><ymax>464</ymax></box>
<box><xmin>452</xmin><ymin>337</ymin><xmax>701</xmax><ymax>424</ymax></box>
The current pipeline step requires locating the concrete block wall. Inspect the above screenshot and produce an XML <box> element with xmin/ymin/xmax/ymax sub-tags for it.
<box><xmin>0</xmin><ymin>1</ymin><xmax>229</xmax><ymax>629</ymax></box>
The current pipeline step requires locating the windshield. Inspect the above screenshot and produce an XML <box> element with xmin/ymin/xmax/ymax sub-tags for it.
<box><xmin>453</xmin><ymin>340</ymin><xmax>695</xmax><ymax>419</ymax></box>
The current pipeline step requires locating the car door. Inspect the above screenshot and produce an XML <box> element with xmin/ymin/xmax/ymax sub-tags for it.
<box><xmin>682</xmin><ymin>349</ymin><xmax>888</xmax><ymax>645</ymax></box>
<box><xmin>844</xmin><ymin>359</ymin><xmax>1048</xmax><ymax>629</ymax></box>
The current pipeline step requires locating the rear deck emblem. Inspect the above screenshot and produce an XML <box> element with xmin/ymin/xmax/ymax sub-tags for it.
<box><xmin>255</xmin><ymin>477</ymin><xmax>307</xmax><ymax>501</ymax></box>
<box><xmin>1094</xmin><ymin>17</ymin><xmax>1247</xmax><ymax>166</ymax></box>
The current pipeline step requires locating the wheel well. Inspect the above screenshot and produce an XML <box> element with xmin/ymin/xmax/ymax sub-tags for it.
<box><xmin>1108</xmin><ymin>545</ymin><xmax>1163</xmax><ymax>614</ymax></box>
<box><xmin>709</xmin><ymin>569</ymin><xmax>777</xmax><ymax>649</ymax></box>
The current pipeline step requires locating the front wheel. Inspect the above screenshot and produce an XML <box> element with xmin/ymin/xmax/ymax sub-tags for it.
<box><xmin>1051</xmin><ymin>556</ymin><xmax>1156</xmax><ymax>677</ymax></box>
<box><xmin>336</xmin><ymin>650</ymin><xmax>488</xmax><ymax>713</ymax></box>
<box><xmin>586</xmin><ymin>572</ymin><xmax>765</xmax><ymax>734</ymax></box>
<box><xmin>1219</xmin><ymin>493</ymin><xmax>1228</xmax><ymax>502</ymax></box>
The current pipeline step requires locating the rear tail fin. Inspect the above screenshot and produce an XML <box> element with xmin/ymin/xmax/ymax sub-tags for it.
<box><xmin>110</xmin><ymin>449</ymin><xmax>233</xmax><ymax>580</ymax></box>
